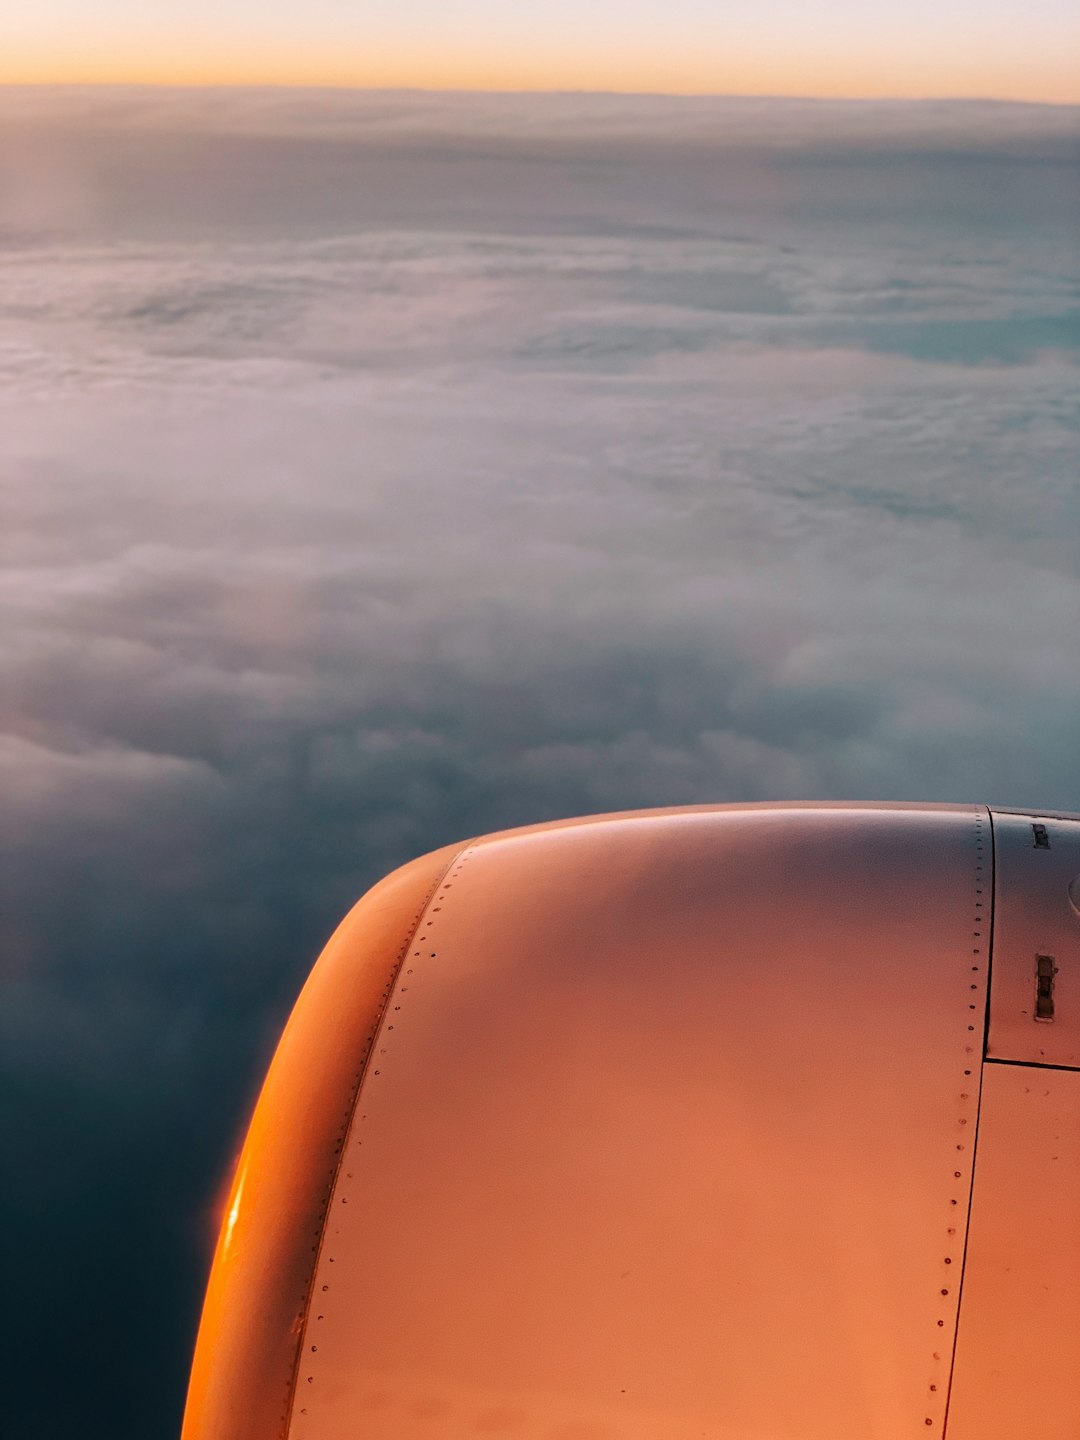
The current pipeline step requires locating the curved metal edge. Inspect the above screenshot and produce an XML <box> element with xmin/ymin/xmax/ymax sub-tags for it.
<box><xmin>284</xmin><ymin>840</ymin><xmax>484</xmax><ymax>1436</ymax></box>
<box><xmin>940</xmin><ymin>805</ymin><xmax>995</xmax><ymax>1437</ymax></box>
<box><xmin>989</xmin><ymin>807</ymin><xmax>1080</xmax><ymax>823</ymax></box>
<box><xmin>180</xmin><ymin>838</ymin><xmax>471</xmax><ymax>1440</ymax></box>
<box><xmin>462</xmin><ymin>800</ymin><xmax>982</xmax><ymax>850</ymax></box>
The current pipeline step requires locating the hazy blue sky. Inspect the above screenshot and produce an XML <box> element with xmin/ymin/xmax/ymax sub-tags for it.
<box><xmin>1</xmin><ymin>87</ymin><xmax>1078</xmax><ymax>1438</ymax></box>
<box><xmin>5</xmin><ymin>0</ymin><xmax>1080</xmax><ymax>98</ymax></box>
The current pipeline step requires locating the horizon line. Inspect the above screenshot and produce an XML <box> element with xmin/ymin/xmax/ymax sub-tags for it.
<box><xmin>2</xmin><ymin>79</ymin><xmax>1078</xmax><ymax>108</ymax></box>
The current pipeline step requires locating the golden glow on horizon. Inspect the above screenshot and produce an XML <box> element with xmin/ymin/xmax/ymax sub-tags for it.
<box><xmin>3</xmin><ymin>36</ymin><xmax>1079</xmax><ymax>103</ymax></box>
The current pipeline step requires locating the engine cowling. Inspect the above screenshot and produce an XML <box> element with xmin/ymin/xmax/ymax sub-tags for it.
<box><xmin>182</xmin><ymin>802</ymin><xmax>1080</xmax><ymax>1440</ymax></box>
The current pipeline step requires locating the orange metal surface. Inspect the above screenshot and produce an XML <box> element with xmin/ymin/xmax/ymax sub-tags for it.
<box><xmin>946</xmin><ymin>1062</ymin><xmax>1080</xmax><ymax>1440</ymax></box>
<box><xmin>987</xmin><ymin>811</ymin><xmax>1080</xmax><ymax>1068</ymax></box>
<box><xmin>181</xmin><ymin>839</ymin><xmax>467</xmax><ymax>1440</ymax></box>
<box><xmin>276</xmin><ymin>804</ymin><xmax>988</xmax><ymax>1440</ymax></box>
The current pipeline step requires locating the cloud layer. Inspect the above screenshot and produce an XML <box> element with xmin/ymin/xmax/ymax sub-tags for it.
<box><xmin>2</xmin><ymin>88</ymin><xmax>1078</xmax><ymax>1437</ymax></box>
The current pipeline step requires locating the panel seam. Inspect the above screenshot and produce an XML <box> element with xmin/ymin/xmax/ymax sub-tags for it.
<box><xmin>279</xmin><ymin>839</ymin><xmax>476</xmax><ymax>1439</ymax></box>
<box><xmin>940</xmin><ymin>805</ymin><xmax>995</xmax><ymax>1438</ymax></box>
<box><xmin>985</xmin><ymin>1056</ymin><xmax>1080</xmax><ymax>1074</ymax></box>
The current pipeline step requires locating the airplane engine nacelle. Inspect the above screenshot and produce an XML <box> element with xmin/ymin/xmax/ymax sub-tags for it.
<box><xmin>182</xmin><ymin>803</ymin><xmax>1080</xmax><ymax>1440</ymax></box>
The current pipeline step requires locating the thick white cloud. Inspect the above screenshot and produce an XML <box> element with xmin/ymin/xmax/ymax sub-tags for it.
<box><xmin>4</xmin><ymin>222</ymin><xmax>1077</xmax><ymax>816</ymax></box>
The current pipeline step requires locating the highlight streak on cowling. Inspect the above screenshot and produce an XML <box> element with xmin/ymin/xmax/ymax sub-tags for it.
<box><xmin>221</xmin><ymin>1161</ymin><xmax>247</xmax><ymax>1260</ymax></box>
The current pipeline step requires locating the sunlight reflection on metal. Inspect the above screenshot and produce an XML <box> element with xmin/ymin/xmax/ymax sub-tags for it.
<box><xmin>221</xmin><ymin>1162</ymin><xmax>247</xmax><ymax>1259</ymax></box>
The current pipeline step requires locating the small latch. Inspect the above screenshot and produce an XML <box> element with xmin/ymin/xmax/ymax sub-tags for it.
<box><xmin>1034</xmin><ymin>954</ymin><xmax>1057</xmax><ymax>1021</ymax></box>
<box><xmin>1032</xmin><ymin>823</ymin><xmax>1050</xmax><ymax>849</ymax></box>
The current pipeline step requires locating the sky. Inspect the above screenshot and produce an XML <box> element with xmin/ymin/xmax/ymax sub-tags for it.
<box><xmin>1</xmin><ymin>84</ymin><xmax>1079</xmax><ymax>1439</ymax></box>
<box><xmin>3</xmin><ymin>0</ymin><xmax>1080</xmax><ymax>99</ymax></box>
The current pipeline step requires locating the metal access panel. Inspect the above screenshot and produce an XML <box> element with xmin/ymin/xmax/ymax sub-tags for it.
<box><xmin>945</xmin><ymin>1062</ymin><xmax>1080</xmax><ymax>1440</ymax></box>
<box><xmin>987</xmin><ymin>811</ymin><xmax>1080</xmax><ymax>1068</ymax></box>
